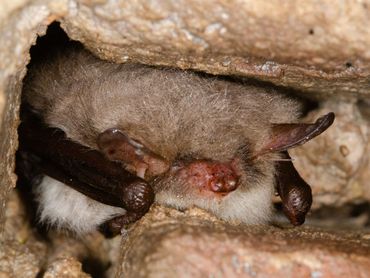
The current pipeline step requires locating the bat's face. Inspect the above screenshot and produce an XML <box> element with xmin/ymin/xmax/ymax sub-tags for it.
<box><xmin>95</xmin><ymin>88</ymin><xmax>282</xmax><ymax>225</ymax></box>
<box><xmin>97</xmin><ymin>102</ymin><xmax>334</xmax><ymax>226</ymax></box>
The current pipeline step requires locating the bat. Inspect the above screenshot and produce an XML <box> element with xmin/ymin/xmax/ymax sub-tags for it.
<box><xmin>18</xmin><ymin>44</ymin><xmax>335</xmax><ymax>236</ymax></box>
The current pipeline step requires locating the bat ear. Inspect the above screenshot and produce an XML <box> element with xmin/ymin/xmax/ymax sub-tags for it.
<box><xmin>98</xmin><ymin>128</ymin><xmax>169</xmax><ymax>180</ymax></box>
<box><xmin>255</xmin><ymin>112</ymin><xmax>335</xmax><ymax>157</ymax></box>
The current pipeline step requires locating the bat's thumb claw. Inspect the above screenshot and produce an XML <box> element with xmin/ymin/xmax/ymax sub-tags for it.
<box><xmin>121</xmin><ymin>181</ymin><xmax>155</xmax><ymax>213</ymax></box>
<box><xmin>282</xmin><ymin>186</ymin><xmax>312</xmax><ymax>226</ymax></box>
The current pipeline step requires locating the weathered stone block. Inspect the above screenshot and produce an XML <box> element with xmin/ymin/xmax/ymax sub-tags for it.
<box><xmin>0</xmin><ymin>1</ymin><xmax>369</xmax><ymax>277</ymax></box>
<box><xmin>119</xmin><ymin>206</ymin><xmax>370</xmax><ymax>278</ymax></box>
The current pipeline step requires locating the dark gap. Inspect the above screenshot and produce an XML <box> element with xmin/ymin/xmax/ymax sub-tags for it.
<box><xmin>345</xmin><ymin>61</ymin><xmax>352</xmax><ymax>68</ymax></box>
<box><xmin>274</xmin><ymin>202</ymin><xmax>370</xmax><ymax>229</ymax></box>
<box><xmin>307</xmin><ymin>203</ymin><xmax>370</xmax><ymax>229</ymax></box>
<box><xmin>308</xmin><ymin>29</ymin><xmax>314</xmax><ymax>35</ymax></box>
<box><xmin>16</xmin><ymin>21</ymin><xmax>73</xmax><ymax>233</ymax></box>
<box><xmin>350</xmin><ymin>202</ymin><xmax>370</xmax><ymax>218</ymax></box>
<box><xmin>29</xmin><ymin>22</ymin><xmax>72</xmax><ymax>63</ymax></box>
<box><xmin>36</xmin><ymin>268</ymin><xmax>46</xmax><ymax>278</ymax></box>
<box><xmin>81</xmin><ymin>257</ymin><xmax>111</xmax><ymax>278</ymax></box>
<box><xmin>357</xmin><ymin>99</ymin><xmax>370</xmax><ymax>120</ymax></box>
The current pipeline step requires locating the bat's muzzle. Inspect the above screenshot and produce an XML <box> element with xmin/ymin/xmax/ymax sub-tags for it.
<box><xmin>174</xmin><ymin>159</ymin><xmax>240</xmax><ymax>194</ymax></box>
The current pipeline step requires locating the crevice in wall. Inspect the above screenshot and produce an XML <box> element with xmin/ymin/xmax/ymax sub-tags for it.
<box><xmin>3</xmin><ymin>17</ymin><xmax>369</xmax><ymax>277</ymax></box>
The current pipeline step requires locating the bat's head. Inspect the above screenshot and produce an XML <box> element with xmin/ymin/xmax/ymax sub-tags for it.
<box><xmin>98</xmin><ymin>126</ymin><xmax>277</xmax><ymax>224</ymax></box>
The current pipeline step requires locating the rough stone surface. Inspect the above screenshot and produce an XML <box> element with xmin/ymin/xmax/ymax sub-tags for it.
<box><xmin>0</xmin><ymin>78</ymin><xmax>22</xmax><ymax>236</ymax></box>
<box><xmin>291</xmin><ymin>100</ymin><xmax>370</xmax><ymax>208</ymax></box>
<box><xmin>0</xmin><ymin>1</ymin><xmax>370</xmax><ymax>277</ymax></box>
<box><xmin>0</xmin><ymin>190</ymin><xmax>48</xmax><ymax>278</ymax></box>
<box><xmin>43</xmin><ymin>257</ymin><xmax>90</xmax><ymax>278</ymax></box>
<box><xmin>0</xmin><ymin>0</ymin><xmax>54</xmax><ymax>235</ymax></box>
<box><xmin>61</xmin><ymin>0</ymin><xmax>370</xmax><ymax>99</ymax></box>
<box><xmin>1</xmin><ymin>189</ymin><xmax>120</xmax><ymax>277</ymax></box>
<box><xmin>3</xmin><ymin>190</ymin><xmax>37</xmax><ymax>247</ymax></box>
<box><xmin>119</xmin><ymin>206</ymin><xmax>370</xmax><ymax>278</ymax></box>
<box><xmin>0</xmin><ymin>238</ymin><xmax>45</xmax><ymax>278</ymax></box>
<box><xmin>44</xmin><ymin>232</ymin><xmax>122</xmax><ymax>278</ymax></box>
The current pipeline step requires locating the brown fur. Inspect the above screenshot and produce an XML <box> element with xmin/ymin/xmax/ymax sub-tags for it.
<box><xmin>23</xmin><ymin>45</ymin><xmax>302</xmax><ymax>231</ymax></box>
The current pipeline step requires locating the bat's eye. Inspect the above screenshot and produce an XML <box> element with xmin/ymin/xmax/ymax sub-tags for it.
<box><xmin>171</xmin><ymin>160</ymin><xmax>184</xmax><ymax>169</ymax></box>
<box><xmin>174</xmin><ymin>153</ymin><xmax>199</xmax><ymax>164</ymax></box>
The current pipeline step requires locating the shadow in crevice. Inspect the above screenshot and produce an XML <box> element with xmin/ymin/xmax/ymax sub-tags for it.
<box><xmin>273</xmin><ymin>201</ymin><xmax>370</xmax><ymax>230</ymax></box>
<box><xmin>81</xmin><ymin>257</ymin><xmax>112</xmax><ymax>278</ymax></box>
<box><xmin>29</xmin><ymin>22</ymin><xmax>71</xmax><ymax>64</ymax></box>
<box><xmin>307</xmin><ymin>202</ymin><xmax>370</xmax><ymax>230</ymax></box>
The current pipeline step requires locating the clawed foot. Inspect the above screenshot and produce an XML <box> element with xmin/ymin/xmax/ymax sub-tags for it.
<box><xmin>99</xmin><ymin>211</ymin><xmax>144</xmax><ymax>237</ymax></box>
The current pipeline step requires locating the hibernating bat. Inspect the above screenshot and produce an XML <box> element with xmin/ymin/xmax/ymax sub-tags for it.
<box><xmin>18</xmin><ymin>44</ymin><xmax>334</xmax><ymax>235</ymax></box>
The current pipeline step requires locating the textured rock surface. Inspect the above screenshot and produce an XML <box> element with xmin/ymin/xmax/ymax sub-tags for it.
<box><xmin>1</xmin><ymin>189</ymin><xmax>120</xmax><ymax>277</ymax></box>
<box><xmin>291</xmin><ymin>100</ymin><xmax>370</xmax><ymax>208</ymax></box>
<box><xmin>44</xmin><ymin>232</ymin><xmax>122</xmax><ymax>278</ymax></box>
<box><xmin>43</xmin><ymin>257</ymin><xmax>90</xmax><ymax>278</ymax></box>
<box><xmin>0</xmin><ymin>239</ymin><xmax>46</xmax><ymax>278</ymax></box>
<box><xmin>0</xmin><ymin>0</ymin><xmax>51</xmax><ymax>235</ymax></box>
<box><xmin>0</xmin><ymin>191</ymin><xmax>48</xmax><ymax>277</ymax></box>
<box><xmin>0</xmin><ymin>1</ymin><xmax>370</xmax><ymax>277</ymax></box>
<box><xmin>119</xmin><ymin>206</ymin><xmax>370</xmax><ymax>278</ymax></box>
<box><xmin>60</xmin><ymin>0</ymin><xmax>370</xmax><ymax>99</ymax></box>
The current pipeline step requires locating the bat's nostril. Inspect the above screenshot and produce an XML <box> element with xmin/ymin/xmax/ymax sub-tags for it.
<box><xmin>211</xmin><ymin>182</ymin><xmax>223</xmax><ymax>192</ymax></box>
<box><xmin>177</xmin><ymin>159</ymin><xmax>240</xmax><ymax>194</ymax></box>
<box><xmin>228</xmin><ymin>179</ymin><xmax>237</xmax><ymax>189</ymax></box>
<box><xmin>210</xmin><ymin>176</ymin><xmax>238</xmax><ymax>193</ymax></box>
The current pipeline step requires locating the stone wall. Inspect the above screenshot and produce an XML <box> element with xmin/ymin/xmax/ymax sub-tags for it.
<box><xmin>0</xmin><ymin>0</ymin><xmax>369</xmax><ymax>277</ymax></box>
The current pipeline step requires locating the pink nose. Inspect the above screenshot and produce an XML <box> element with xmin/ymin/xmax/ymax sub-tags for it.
<box><xmin>179</xmin><ymin>160</ymin><xmax>239</xmax><ymax>194</ymax></box>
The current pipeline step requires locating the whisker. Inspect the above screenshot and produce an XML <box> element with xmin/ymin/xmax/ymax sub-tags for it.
<box><xmin>269</xmin><ymin>158</ymin><xmax>295</xmax><ymax>162</ymax></box>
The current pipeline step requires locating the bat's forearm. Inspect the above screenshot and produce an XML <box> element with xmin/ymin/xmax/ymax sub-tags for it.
<box><xmin>18</xmin><ymin>110</ymin><xmax>154</xmax><ymax>213</ymax></box>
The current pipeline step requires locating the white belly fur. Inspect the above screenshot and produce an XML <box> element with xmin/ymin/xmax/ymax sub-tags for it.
<box><xmin>34</xmin><ymin>176</ymin><xmax>126</xmax><ymax>235</ymax></box>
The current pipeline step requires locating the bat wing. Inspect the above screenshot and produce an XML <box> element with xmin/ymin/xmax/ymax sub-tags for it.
<box><xmin>17</xmin><ymin>108</ymin><xmax>154</xmax><ymax>215</ymax></box>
